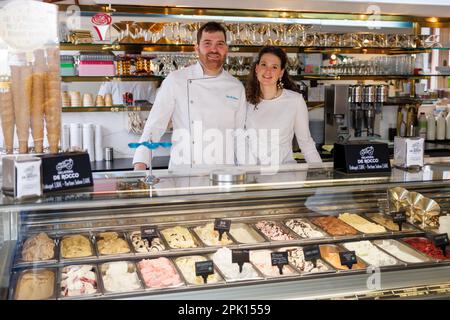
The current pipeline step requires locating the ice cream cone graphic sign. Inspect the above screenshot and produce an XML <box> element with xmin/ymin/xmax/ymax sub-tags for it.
<box><xmin>91</xmin><ymin>13</ymin><xmax>112</xmax><ymax>41</ymax></box>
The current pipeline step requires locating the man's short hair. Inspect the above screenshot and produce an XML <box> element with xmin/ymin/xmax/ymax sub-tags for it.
<box><xmin>196</xmin><ymin>21</ymin><xmax>227</xmax><ymax>44</ymax></box>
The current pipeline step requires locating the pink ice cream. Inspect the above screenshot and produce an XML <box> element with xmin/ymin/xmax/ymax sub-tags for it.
<box><xmin>137</xmin><ymin>257</ymin><xmax>183</xmax><ymax>289</ymax></box>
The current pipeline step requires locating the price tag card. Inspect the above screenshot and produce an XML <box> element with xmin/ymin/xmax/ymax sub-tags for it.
<box><xmin>430</xmin><ymin>233</ymin><xmax>449</xmax><ymax>248</ymax></box>
<box><xmin>391</xmin><ymin>211</ymin><xmax>407</xmax><ymax>231</ymax></box>
<box><xmin>339</xmin><ymin>251</ymin><xmax>357</xmax><ymax>269</ymax></box>
<box><xmin>271</xmin><ymin>252</ymin><xmax>289</xmax><ymax>275</ymax></box>
<box><xmin>140</xmin><ymin>226</ymin><xmax>158</xmax><ymax>241</ymax></box>
<box><xmin>195</xmin><ymin>260</ymin><xmax>214</xmax><ymax>284</ymax></box>
<box><xmin>232</xmin><ymin>249</ymin><xmax>250</xmax><ymax>273</ymax></box>
<box><xmin>214</xmin><ymin>219</ymin><xmax>231</xmax><ymax>241</ymax></box>
<box><xmin>303</xmin><ymin>245</ymin><xmax>321</xmax><ymax>262</ymax></box>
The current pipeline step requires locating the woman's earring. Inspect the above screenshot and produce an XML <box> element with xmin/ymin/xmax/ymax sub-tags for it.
<box><xmin>277</xmin><ymin>78</ymin><xmax>284</xmax><ymax>89</ymax></box>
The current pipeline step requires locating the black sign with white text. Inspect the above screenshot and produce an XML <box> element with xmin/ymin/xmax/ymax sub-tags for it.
<box><xmin>334</xmin><ymin>142</ymin><xmax>391</xmax><ymax>174</ymax></box>
<box><xmin>232</xmin><ymin>249</ymin><xmax>250</xmax><ymax>273</ymax></box>
<box><xmin>141</xmin><ymin>226</ymin><xmax>159</xmax><ymax>241</ymax></box>
<box><xmin>339</xmin><ymin>251</ymin><xmax>357</xmax><ymax>269</ymax></box>
<box><xmin>214</xmin><ymin>219</ymin><xmax>231</xmax><ymax>241</ymax></box>
<box><xmin>391</xmin><ymin>211</ymin><xmax>407</xmax><ymax>231</ymax></box>
<box><xmin>271</xmin><ymin>252</ymin><xmax>289</xmax><ymax>275</ymax></box>
<box><xmin>303</xmin><ymin>245</ymin><xmax>321</xmax><ymax>261</ymax></box>
<box><xmin>429</xmin><ymin>233</ymin><xmax>449</xmax><ymax>256</ymax></box>
<box><xmin>38</xmin><ymin>152</ymin><xmax>93</xmax><ymax>192</ymax></box>
<box><xmin>195</xmin><ymin>260</ymin><xmax>214</xmax><ymax>284</ymax></box>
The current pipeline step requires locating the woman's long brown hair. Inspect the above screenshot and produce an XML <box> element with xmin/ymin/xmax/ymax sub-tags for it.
<box><xmin>245</xmin><ymin>46</ymin><xmax>300</xmax><ymax>106</ymax></box>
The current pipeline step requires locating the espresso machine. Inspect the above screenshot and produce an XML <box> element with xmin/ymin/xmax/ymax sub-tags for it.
<box><xmin>324</xmin><ymin>84</ymin><xmax>388</xmax><ymax>144</ymax></box>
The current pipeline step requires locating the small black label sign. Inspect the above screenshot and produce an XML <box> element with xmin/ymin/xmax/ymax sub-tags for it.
<box><xmin>333</xmin><ymin>142</ymin><xmax>391</xmax><ymax>174</ymax></box>
<box><xmin>430</xmin><ymin>233</ymin><xmax>449</xmax><ymax>257</ymax></box>
<box><xmin>140</xmin><ymin>226</ymin><xmax>158</xmax><ymax>241</ymax></box>
<box><xmin>391</xmin><ymin>211</ymin><xmax>407</xmax><ymax>231</ymax></box>
<box><xmin>339</xmin><ymin>251</ymin><xmax>357</xmax><ymax>269</ymax></box>
<box><xmin>271</xmin><ymin>252</ymin><xmax>289</xmax><ymax>275</ymax></box>
<box><xmin>38</xmin><ymin>152</ymin><xmax>93</xmax><ymax>193</ymax></box>
<box><xmin>232</xmin><ymin>249</ymin><xmax>250</xmax><ymax>273</ymax></box>
<box><xmin>195</xmin><ymin>260</ymin><xmax>214</xmax><ymax>284</ymax></box>
<box><xmin>214</xmin><ymin>219</ymin><xmax>231</xmax><ymax>241</ymax></box>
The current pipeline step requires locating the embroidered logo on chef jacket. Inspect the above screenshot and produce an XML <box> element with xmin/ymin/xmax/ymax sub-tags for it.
<box><xmin>226</xmin><ymin>95</ymin><xmax>239</xmax><ymax>101</ymax></box>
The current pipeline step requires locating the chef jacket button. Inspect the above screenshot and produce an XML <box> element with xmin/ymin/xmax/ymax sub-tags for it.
<box><xmin>189</xmin><ymin>80</ymin><xmax>192</xmax><ymax>84</ymax></box>
<box><xmin>190</xmin><ymin>100</ymin><xmax>194</xmax><ymax>104</ymax></box>
<box><xmin>192</xmin><ymin>141</ymin><xmax>195</xmax><ymax>144</ymax></box>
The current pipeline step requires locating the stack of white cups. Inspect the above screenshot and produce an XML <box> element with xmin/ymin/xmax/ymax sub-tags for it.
<box><xmin>61</xmin><ymin>124</ymin><xmax>70</xmax><ymax>152</ymax></box>
<box><xmin>69</xmin><ymin>123</ymin><xmax>82</xmax><ymax>150</ymax></box>
<box><xmin>95</xmin><ymin>124</ymin><xmax>104</xmax><ymax>161</ymax></box>
<box><xmin>65</xmin><ymin>123</ymin><xmax>103</xmax><ymax>162</ymax></box>
<box><xmin>83</xmin><ymin>123</ymin><xmax>95</xmax><ymax>161</ymax></box>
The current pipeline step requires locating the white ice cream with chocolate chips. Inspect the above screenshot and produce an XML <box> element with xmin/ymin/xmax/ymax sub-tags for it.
<box><xmin>285</xmin><ymin>219</ymin><xmax>325</xmax><ymax>238</ymax></box>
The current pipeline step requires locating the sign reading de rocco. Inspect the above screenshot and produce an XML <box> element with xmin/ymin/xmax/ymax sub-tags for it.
<box><xmin>38</xmin><ymin>152</ymin><xmax>93</xmax><ymax>192</ymax></box>
<box><xmin>333</xmin><ymin>141</ymin><xmax>391</xmax><ymax>174</ymax></box>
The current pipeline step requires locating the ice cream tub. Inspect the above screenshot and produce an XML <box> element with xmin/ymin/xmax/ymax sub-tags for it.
<box><xmin>228</xmin><ymin>222</ymin><xmax>266</xmax><ymax>244</ymax></box>
<box><xmin>99</xmin><ymin>261</ymin><xmax>144</xmax><ymax>294</ymax></box>
<box><xmin>249</xmin><ymin>249</ymin><xmax>299</xmax><ymax>278</ymax></box>
<box><xmin>319</xmin><ymin>244</ymin><xmax>367</xmax><ymax>271</ymax></box>
<box><xmin>372</xmin><ymin>239</ymin><xmax>431</xmax><ymax>264</ymax></box>
<box><xmin>191</xmin><ymin>222</ymin><xmax>236</xmax><ymax>247</ymax></box>
<box><xmin>59</xmin><ymin>233</ymin><xmax>96</xmax><ymax>260</ymax></box>
<box><xmin>338</xmin><ymin>212</ymin><xmax>388</xmax><ymax>234</ymax></box>
<box><xmin>94</xmin><ymin>231</ymin><xmax>132</xmax><ymax>256</ymax></box>
<box><xmin>253</xmin><ymin>220</ymin><xmax>300</xmax><ymax>242</ymax></box>
<box><xmin>341</xmin><ymin>240</ymin><xmax>402</xmax><ymax>268</ymax></box>
<box><xmin>364</xmin><ymin>212</ymin><xmax>417</xmax><ymax>233</ymax></box>
<box><xmin>283</xmin><ymin>218</ymin><xmax>329</xmax><ymax>239</ymax></box>
<box><xmin>160</xmin><ymin>225</ymin><xmax>202</xmax><ymax>250</ymax></box>
<box><xmin>278</xmin><ymin>246</ymin><xmax>335</xmax><ymax>275</ymax></box>
<box><xmin>400</xmin><ymin>237</ymin><xmax>450</xmax><ymax>261</ymax></box>
<box><xmin>128</xmin><ymin>230</ymin><xmax>167</xmax><ymax>254</ymax></box>
<box><xmin>58</xmin><ymin>264</ymin><xmax>101</xmax><ymax>299</ymax></box>
<box><xmin>15</xmin><ymin>232</ymin><xmax>59</xmax><ymax>266</ymax></box>
<box><xmin>209</xmin><ymin>247</ymin><xmax>264</xmax><ymax>283</ymax></box>
<box><xmin>174</xmin><ymin>255</ymin><xmax>224</xmax><ymax>286</ymax></box>
<box><xmin>12</xmin><ymin>268</ymin><xmax>57</xmax><ymax>300</ymax></box>
<box><xmin>136</xmin><ymin>257</ymin><xmax>185</xmax><ymax>290</ymax></box>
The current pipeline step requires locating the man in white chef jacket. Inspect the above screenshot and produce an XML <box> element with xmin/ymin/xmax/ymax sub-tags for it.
<box><xmin>133</xmin><ymin>22</ymin><xmax>246</xmax><ymax>171</ymax></box>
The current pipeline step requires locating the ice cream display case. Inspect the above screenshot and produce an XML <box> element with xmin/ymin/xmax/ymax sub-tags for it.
<box><xmin>1</xmin><ymin>163</ymin><xmax>450</xmax><ymax>300</ymax></box>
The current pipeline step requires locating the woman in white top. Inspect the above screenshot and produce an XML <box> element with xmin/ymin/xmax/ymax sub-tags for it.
<box><xmin>242</xmin><ymin>46</ymin><xmax>322</xmax><ymax>165</ymax></box>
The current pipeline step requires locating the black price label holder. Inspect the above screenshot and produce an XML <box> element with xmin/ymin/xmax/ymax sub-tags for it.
<box><xmin>333</xmin><ymin>141</ymin><xmax>391</xmax><ymax>174</ymax></box>
<box><xmin>140</xmin><ymin>226</ymin><xmax>158</xmax><ymax>242</ymax></box>
<box><xmin>214</xmin><ymin>218</ymin><xmax>231</xmax><ymax>241</ymax></box>
<box><xmin>232</xmin><ymin>249</ymin><xmax>250</xmax><ymax>273</ymax></box>
<box><xmin>195</xmin><ymin>260</ymin><xmax>214</xmax><ymax>284</ymax></box>
<box><xmin>38</xmin><ymin>151</ymin><xmax>93</xmax><ymax>193</ymax></box>
<box><xmin>391</xmin><ymin>210</ymin><xmax>407</xmax><ymax>231</ymax></box>
<box><xmin>339</xmin><ymin>251</ymin><xmax>357</xmax><ymax>270</ymax></box>
<box><xmin>429</xmin><ymin>233</ymin><xmax>449</xmax><ymax>257</ymax></box>
<box><xmin>271</xmin><ymin>252</ymin><xmax>289</xmax><ymax>275</ymax></box>
<box><xmin>303</xmin><ymin>245</ymin><xmax>321</xmax><ymax>268</ymax></box>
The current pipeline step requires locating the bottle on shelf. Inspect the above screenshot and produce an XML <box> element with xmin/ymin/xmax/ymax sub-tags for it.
<box><xmin>426</xmin><ymin>112</ymin><xmax>436</xmax><ymax>141</ymax></box>
<box><xmin>436</xmin><ymin>112</ymin><xmax>446</xmax><ymax>140</ymax></box>
<box><xmin>418</xmin><ymin>112</ymin><xmax>427</xmax><ymax>139</ymax></box>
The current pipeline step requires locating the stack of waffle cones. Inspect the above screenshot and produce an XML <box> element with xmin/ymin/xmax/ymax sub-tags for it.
<box><xmin>1</xmin><ymin>47</ymin><xmax>62</xmax><ymax>154</ymax></box>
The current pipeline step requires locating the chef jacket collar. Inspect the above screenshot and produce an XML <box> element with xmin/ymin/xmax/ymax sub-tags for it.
<box><xmin>193</xmin><ymin>61</ymin><xmax>225</xmax><ymax>79</ymax></box>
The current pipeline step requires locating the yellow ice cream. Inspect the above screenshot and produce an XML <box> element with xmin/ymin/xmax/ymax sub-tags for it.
<box><xmin>61</xmin><ymin>235</ymin><xmax>93</xmax><ymax>258</ymax></box>
<box><xmin>338</xmin><ymin>213</ymin><xmax>386</xmax><ymax>234</ymax></box>
<box><xmin>193</xmin><ymin>223</ymin><xmax>233</xmax><ymax>246</ymax></box>
<box><xmin>161</xmin><ymin>226</ymin><xmax>197</xmax><ymax>249</ymax></box>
